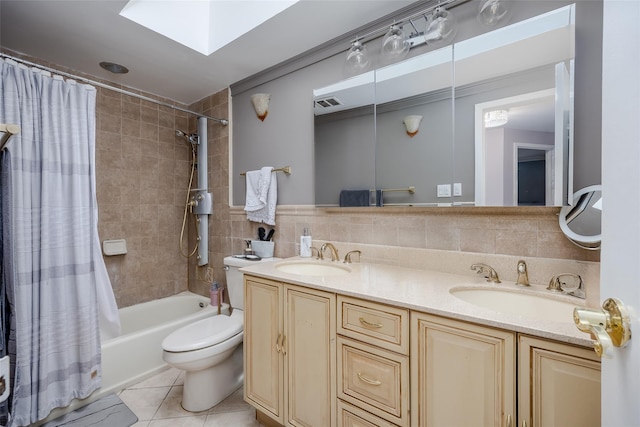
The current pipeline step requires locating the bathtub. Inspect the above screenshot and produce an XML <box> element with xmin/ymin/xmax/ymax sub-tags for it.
<box><xmin>100</xmin><ymin>291</ymin><xmax>229</xmax><ymax>395</ymax></box>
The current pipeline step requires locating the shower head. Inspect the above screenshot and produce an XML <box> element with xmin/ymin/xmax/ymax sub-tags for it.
<box><xmin>175</xmin><ymin>129</ymin><xmax>199</xmax><ymax>145</ymax></box>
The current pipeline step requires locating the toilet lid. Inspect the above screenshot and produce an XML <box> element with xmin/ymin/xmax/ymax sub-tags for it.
<box><xmin>162</xmin><ymin>313</ymin><xmax>243</xmax><ymax>352</ymax></box>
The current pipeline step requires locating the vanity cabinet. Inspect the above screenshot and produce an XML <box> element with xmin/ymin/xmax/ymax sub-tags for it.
<box><xmin>518</xmin><ymin>335</ymin><xmax>601</xmax><ymax>427</ymax></box>
<box><xmin>411</xmin><ymin>312</ymin><xmax>516</xmax><ymax>427</ymax></box>
<box><xmin>244</xmin><ymin>275</ymin><xmax>336</xmax><ymax>427</ymax></box>
<box><xmin>337</xmin><ymin>296</ymin><xmax>410</xmax><ymax>426</ymax></box>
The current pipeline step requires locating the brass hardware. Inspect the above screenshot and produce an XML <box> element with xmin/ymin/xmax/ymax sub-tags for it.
<box><xmin>548</xmin><ymin>273</ymin><xmax>585</xmax><ymax>299</ymax></box>
<box><xmin>507</xmin><ymin>414</ymin><xmax>512</xmax><ymax>427</ymax></box>
<box><xmin>359</xmin><ymin>317</ymin><xmax>384</xmax><ymax>328</ymax></box>
<box><xmin>574</xmin><ymin>298</ymin><xmax>631</xmax><ymax>357</ymax></box>
<box><xmin>276</xmin><ymin>334</ymin><xmax>282</xmax><ymax>354</ymax></box>
<box><xmin>344</xmin><ymin>250</ymin><xmax>362</xmax><ymax>263</ymax></box>
<box><xmin>240</xmin><ymin>166</ymin><xmax>291</xmax><ymax>176</ymax></box>
<box><xmin>0</xmin><ymin>376</ymin><xmax>5</xmax><ymax>395</ymax></box>
<box><xmin>319</xmin><ymin>242</ymin><xmax>339</xmax><ymax>261</ymax></box>
<box><xmin>522</xmin><ymin>421</ymin><xmax>527</xmax><ymax>427</ymax></box>
<box><xmin>281</xmin><ymin>335</ymin><xmax>286</xmax><ymax>356</ymax></box>
<box><xmin>470</xmin><ymin>263</ymin><xmax>501</xmax><ymax>283</ymax></box>
<box><xmin>356</xmin><ymin>372</ymin><xmax>382</xmax><ymax>386</ymax></box>
<box><xmin>516</xmin><ymin>260</ymin><xmax>530</xmax><ymax>286</ymax></box>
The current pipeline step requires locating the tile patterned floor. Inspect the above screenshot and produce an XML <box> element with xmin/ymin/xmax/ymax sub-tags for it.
<box><xmin>118</xmin><ymin>367</ymin><xmax>263</xmax><ymax>427</ymax></box>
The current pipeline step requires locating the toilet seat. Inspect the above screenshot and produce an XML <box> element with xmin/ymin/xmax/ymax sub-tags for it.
<box><xmin>162</xmin><ymin>311</ymin><xmax>243</xmax><ymax>352</ymax></box>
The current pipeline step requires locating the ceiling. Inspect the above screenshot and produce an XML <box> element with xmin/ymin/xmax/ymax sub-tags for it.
<box><xmin>0</xmin><ymin>0</ymin><xmax>414</xmax><ymax>105</ymax></box>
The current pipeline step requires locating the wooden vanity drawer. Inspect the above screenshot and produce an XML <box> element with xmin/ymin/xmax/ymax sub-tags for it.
<box><xmin>338</xmin><ymin>400</ymin><xmax>399</xmax><ymax>427</ymax></box>
<box><xmin>338</xmin><ymin>295</ymin><xmax>409</xmax><ymax>354</ymax></box>
<box><xmin>337</xmin><ymin>337</ymin><xmax>409</xmax><ymax>426</ymax></box>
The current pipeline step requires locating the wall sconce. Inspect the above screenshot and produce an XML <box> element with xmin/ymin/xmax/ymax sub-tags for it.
<box><xmin>484</xmin><ymin>110</ymin><xmax>509</xmax><ymax>128</ymax></box>
<box><xmin>403</xmin><ymin>115</ymin><xmax>423</xmax><ymax>137</ymax></box>
<box><xmin>251</xmin><ymin>93</ymin><xmax>270</xmax><ymax>121</ymax></box>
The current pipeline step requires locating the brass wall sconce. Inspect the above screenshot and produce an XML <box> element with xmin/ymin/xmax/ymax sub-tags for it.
<box><xmin>251</xmin><ymin>93</ymin><xmax>271</xmax><ymax>121</ymax></box>
<box><xmin>403</xmin><ymin>115</ymin><xmax>423</xmax><ymax>137</ymax></box>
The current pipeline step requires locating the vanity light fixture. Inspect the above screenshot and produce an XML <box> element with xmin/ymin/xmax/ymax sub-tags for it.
<box><xmin>343</xmin><ymin>0</ymin><xmax>511</xmax><ymax>75</ymax></box>
<box><xmin>484</xmin><ymin>109</ymin><xmax>509</xmax><ymax>128</ymax></box>
<box><xmin>403</xmin><ymin>115</ymin><xmax>423</xmax><ymax>137</ymax></box>
<box><xmin>477</xmin><ymin>0</ymin><xmax>512</xmax><ymax>26</ymax></box>
<box><xmin>250</xmin><ymin>93</ymin><xmax>270</xmax><ymax>122</ymax></box>
<box><xmin>380</xmin><ymin>24</ymin><xmax>410</xmax><ymax>64</ymax></box>
<box><xmin>424</xmin><ymin>6</ymin><xmax>457</xmax><ymax>45</ymax></box>
<box><xmin>344</xmin><ymin>39</ymin><xmax>371</xmax><ymax>77</ymax></box>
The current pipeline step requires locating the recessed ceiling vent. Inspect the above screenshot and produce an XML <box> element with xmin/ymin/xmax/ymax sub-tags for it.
<box><xmin>315</xmin><ymin>97</ymin><xmax>343</xmax><ymax>109</ymax></box>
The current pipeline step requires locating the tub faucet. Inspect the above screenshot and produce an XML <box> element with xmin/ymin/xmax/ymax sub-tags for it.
<box><xmin>516</xmin><ymin>260</ymin><xmax>530</xmax><ymax>286</ymax></box>
<box><xmin>471</xmin><ymin>263</ymin><xmax>501</xmax><ymax>283</ymax></box>
<box><xmin>319</xmin><ymin>243</ymin><xmax>339</xmax><ymax>262</ymax></box>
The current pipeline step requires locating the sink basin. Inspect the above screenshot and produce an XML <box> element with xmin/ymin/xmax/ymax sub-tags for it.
<box><xmin>274</xmin><ymin>260</ymin><xmax>351</xmax><ymax>277</ymax></box>
<box><xmin>450</xmin><ymin>288</ymin><xmax>578</xmax><ymax>323</ymax></box>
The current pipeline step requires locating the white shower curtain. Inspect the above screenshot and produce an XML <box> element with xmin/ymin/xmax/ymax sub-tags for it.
<box><xmin>0</xmin><ymin>58</ymin><xmax>120</xmax><ymax>426</ymax></box>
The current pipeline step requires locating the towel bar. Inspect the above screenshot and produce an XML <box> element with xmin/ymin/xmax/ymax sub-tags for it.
<box><xmin>240</xmin><ymin>166</ymin><xmax>291</xmax><ymax>176</ymax></box>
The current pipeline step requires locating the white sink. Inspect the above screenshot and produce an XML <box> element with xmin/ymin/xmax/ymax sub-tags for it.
<box><xmin>274</xmin><ymin>260</ymin><xmax>351</xmax><ymax>277</ymax></box>
<box><xmin>450</xmin><ymin>287</ymin><xmax>578</xmax><ymax>323</ymax></box>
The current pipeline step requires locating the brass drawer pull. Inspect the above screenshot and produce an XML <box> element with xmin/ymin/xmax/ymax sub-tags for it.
<box><xmin>276</xmin><ymin>333</ymin><xmax>282</xmax><ymax>354</ymax></box>
<box><xmin>359</xmin><ymin>317</ymin><xmax>383</xmax><ymax>328</ymax></box>
<box><xmin>357</xmin><ymin>371</ymin><xmax>382</xmax><ymax>386</ymax></box>
<box><xmin>506</xmin><ymin>415</ymin><xmax>512</xmax><ymax>427</ymax></box>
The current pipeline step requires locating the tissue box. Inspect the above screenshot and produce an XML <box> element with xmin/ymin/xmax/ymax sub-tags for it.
<box><xmin>251</xmin><ymin>240</ymin><xmax>274</xmax><ymax>258</ymax></box>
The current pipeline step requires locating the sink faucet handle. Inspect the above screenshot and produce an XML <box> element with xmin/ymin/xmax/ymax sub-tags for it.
<box><xmin>344</xmin><ymin>250</ymin><xmax>362</xmax><ymax>263</ymax></box>
<box><xmin>310</xmin><ymin>246</ymin><xmax>320</xmax><ymax>259</ymax></box>
<box><xmin>470</xmin><ymin>263</ymin><xmax>501</xmax><ymax>283</ymax></box>
<box><xmin>549</xmin><ymin>273</ymin><xmax>585</xmax><ymax>299</ymax></box>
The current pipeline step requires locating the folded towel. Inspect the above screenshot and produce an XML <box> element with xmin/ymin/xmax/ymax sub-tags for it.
<box><xmin>339</xmin><ymin>189</ymin><xmax>371</xmax><ymax>207</ymax></box>
<box><xmin>245</xmin><ymin>166</ymin><xmax>277</xmax><ymax>225</ymax></box>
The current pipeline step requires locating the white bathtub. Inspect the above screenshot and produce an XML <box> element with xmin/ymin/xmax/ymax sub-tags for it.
<box><xmin>100</xmin><ymin>291</ymin><xmax>228</xmax><ymax>395</ymax></box>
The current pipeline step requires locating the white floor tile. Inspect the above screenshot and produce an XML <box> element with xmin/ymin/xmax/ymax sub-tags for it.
<box><xmin>209</xmin><ymin>387</ymin><xmax>250</xmax><ymax>414</ymax></box>
<box><xmin>154</xmin><ymin>385</ymin><xmax>209</xmax><ymax>419</ymax></box>
<box><xmin>203</xmin><ymin>408</ymin><xmax>260</xmax><ymax>427</ymax></box>
<box><xmin>147</xmin><ymin>415</ymin><xmax>207</xmax><ymax>427</ymax></box>
<box><xmin>119</xmin><ymin>386</ymin><xmax>171</xmax><ymax>421</ymax></box>
<box><xmin>128</xmin><ymin>367</ymin><xmax>181</xmax><ymax>389</ymax></box>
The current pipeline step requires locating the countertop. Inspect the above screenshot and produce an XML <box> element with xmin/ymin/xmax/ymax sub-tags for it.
<box><xmin>240</xmin><ymin>257</ymin><xmax>595</xmax><ymax>348</ymax></box>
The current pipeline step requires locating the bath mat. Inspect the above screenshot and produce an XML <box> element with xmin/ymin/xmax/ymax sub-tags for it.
<box><xmin>41</xmin><ymin>393</ymin><xmax>138</xmax><ymax>427</ymax></box>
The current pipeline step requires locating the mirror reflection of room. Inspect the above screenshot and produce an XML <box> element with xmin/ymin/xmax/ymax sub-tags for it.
<box><xmin>314</xmin><ymin>2</ymin><xmax>578</xmax><ymax>207</ymax></box>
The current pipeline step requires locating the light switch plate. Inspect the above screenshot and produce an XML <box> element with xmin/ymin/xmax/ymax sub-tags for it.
<box><xmin>437</xmin><ymin>184</ymin><xmax>451</xmax><ymax>197</ymax></box>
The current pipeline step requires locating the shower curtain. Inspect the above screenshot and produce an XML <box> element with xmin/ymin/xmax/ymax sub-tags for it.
<box><xmin>0</xmin><ymin>58</ymin><xmax>120</xmax><ymax>426</ymax></box>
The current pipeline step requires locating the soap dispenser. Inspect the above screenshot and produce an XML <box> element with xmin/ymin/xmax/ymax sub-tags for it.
<box><xmin>300</xmin><ymin>228</ymin><xmax>312</xmax><ymax>258</ymax></box>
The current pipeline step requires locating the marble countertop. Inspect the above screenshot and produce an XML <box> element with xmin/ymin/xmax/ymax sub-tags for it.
<box><xmin>240</xmin><ymin>257</ymin><xmax>595</xmax><ymax>348</ymax></box>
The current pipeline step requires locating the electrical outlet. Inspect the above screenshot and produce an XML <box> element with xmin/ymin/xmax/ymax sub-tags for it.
<box><xmin>453</xmin><ymin>183</ymin><xmax>462</xmax><ymax>196</ymax></box>
<box><xmin>437</xmin><ymin>184</ymin><xmax>451</xmax><ymax>197</ymax></box>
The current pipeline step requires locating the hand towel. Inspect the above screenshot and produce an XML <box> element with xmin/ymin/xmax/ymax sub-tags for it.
<box><xmin>339</xmin><ymin>189</ymin><xmax>371</xmax><ymax>207</ymax></box>
<box><xmin>245</xmin><ymin>166</ymin><xmax>277</xmax><ymax>225</ymax></box>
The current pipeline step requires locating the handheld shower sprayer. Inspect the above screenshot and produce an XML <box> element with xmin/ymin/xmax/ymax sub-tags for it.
<box><xmin>175</xmin><ymin>129</ymin><xmax>199</xmax><ymax>145</ymax></box>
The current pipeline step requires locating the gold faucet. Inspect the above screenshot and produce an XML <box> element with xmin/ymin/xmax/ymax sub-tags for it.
<box><xmin>516</xmin><ymin>260</ymin><xmax>530</xmax><ymax>286</ymax></box>
<box><xmin>319</xmin><ymin>243</ymin><xmax>339</xmax><ymax>261</ymax></box>
<box><xmin>343</xmin><ymin>250</ymin><xmax>361</xmax><ymax>263</ymax></box>
<box><xmin>470</xmin><ymin>263</ymin><xmax>501</xmax><ymax>283</ymax></box>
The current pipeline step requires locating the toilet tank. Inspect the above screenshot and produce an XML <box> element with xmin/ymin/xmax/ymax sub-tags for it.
<box><xmin>223</xmin><ymin>256</ymin><xmax>279</xmax><ymax>311</ymax></box>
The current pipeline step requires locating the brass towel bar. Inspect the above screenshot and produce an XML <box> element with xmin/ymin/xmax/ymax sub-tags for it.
<box><xmin>240</xmin><ymin>166</ymin><xmax>291</xmax><ymax>176</ymax></box>
<box><xmin>372</xmin><ymin>186</ymin><xmax>415</xmax><ymax>194</ymax></box>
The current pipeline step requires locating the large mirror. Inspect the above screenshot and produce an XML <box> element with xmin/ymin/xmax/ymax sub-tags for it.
<box><xmin>314</xmin><ymin>3</ymin><xmax>576</xmax><ymax>207</ymax></box>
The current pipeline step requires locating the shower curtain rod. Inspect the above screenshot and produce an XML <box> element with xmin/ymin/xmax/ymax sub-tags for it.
<box><xmin>0</xmin><ymin>53</ymin><xmax>229</xmax><ymax>126</ymax></box>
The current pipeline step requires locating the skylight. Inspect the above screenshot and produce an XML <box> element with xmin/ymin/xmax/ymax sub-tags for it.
<box><xmin>120</xmin><ymin>0</ymin><xmax>299</xmax><ymax>56</ymax></box>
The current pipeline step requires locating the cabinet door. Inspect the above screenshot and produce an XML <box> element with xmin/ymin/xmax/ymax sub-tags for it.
<box><xmin>411</xmin><ymin>312</ymin><xmax>516</xmax><ymax>427</ymax></box>
<box><xmin>285</xmin><ymin>285</ymin><xmax>336</xmax><ymax>427</ymax></box>
<box><xmin>244</xmin><ymin>276</ymin><xmax>284</xmax><ymax>424</ymax></box>
<box><xmin>519</xmin><ymin>335</ymin><xmax>601</xmax><ymax>427</ymax></box>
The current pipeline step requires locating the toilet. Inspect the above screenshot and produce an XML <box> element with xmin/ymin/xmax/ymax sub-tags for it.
<box><xmin>161</xmin><ymin>255</ymin><xmax>276</xmax><ymax>412</ymax></box>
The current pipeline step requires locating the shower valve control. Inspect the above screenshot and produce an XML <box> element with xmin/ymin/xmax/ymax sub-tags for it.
<box><xmin>190</xmin><ymin>190</ymin><xmax>213</xmax><ymax>215</ymax></box>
